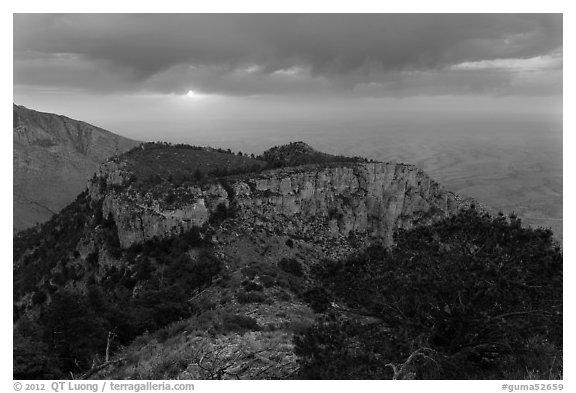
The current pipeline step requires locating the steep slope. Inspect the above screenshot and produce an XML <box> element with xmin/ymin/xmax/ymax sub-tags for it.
<box><xmin>13</xmin><ymin>142</ymin><xmax>475</xmax><ymax>379</ymax></box>
<box><xmin>13</xmin><ymin>104</ymin><xmax>139</xmax><ymax>231</ymax></box>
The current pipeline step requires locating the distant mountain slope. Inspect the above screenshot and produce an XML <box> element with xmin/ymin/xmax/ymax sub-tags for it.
<box><xmin>13</xmin><ymin>104</ymin><xmax>139</xmax><ymax>232</ymax></box>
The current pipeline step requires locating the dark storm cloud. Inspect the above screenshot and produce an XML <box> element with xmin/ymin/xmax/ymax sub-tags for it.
<box><xmin>13</xmin><ymin>14</ymin><xmax>562</xmax><ymax>96</ymax></box>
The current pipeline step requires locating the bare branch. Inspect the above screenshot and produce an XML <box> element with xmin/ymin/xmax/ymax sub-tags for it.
<box><xmin>79</xmin><ymin>358</ymin><xmax>125</xmax><ymax>380</ymax></box>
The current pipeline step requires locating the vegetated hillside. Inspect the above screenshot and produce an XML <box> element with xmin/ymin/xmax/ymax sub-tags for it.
<box><xmin>259</xmin><ymin>141</ymin><xmax>370</xmax><ymax>168</ymax></box>
<box><xmin>102</xmin><ymin>140</ymin><xmax>368</xmax><ymax>193</ymax></box>
<box><xmin>119</xmin><ymin>142</ymin><xmax>268</xmax><ymax>191</ymax></box>
<box><xmin>13</xmin><ymin>142</ymin><xmax>562</xmax><ymax>380</ymax></box>
<box><xmin>13</xmin><ymin>104</ymin><xmax>139</xmax><ymax>231</ymax></box>
<box><xmin>295</xmin><ymin>208</ymin><xmax>562</xmax><ymax>379</ymax></box>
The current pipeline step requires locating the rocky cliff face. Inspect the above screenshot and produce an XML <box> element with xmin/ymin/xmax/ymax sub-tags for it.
<box><xmin>99</xmin><ymin>184</ymin><xmax>229</xmax><ymax>248</ymax></box>
<box><xmin>90</xmin><ymin>159</ymin><xmax>472</xmax><ymax>249</ymax></box>
<box><xmin>232</xmin><ymin>163</ymin><xmax>470</xmax><ymax>245</ymax></box>
<box><xmin>13</xmin><ymin>104</ymin><xmax>139</xmax><ymax>231</ymax></box>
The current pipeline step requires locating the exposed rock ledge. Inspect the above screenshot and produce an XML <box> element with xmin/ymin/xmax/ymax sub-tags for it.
<box><xmin>89</xmin><ymin>162</ymin><xmax>473</xmax><ymax>248</ymax></box>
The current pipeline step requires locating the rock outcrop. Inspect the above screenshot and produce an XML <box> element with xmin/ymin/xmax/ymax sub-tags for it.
<box><xmin>90</xmin><ymin>159</ymin><xmax>472</xmax><ymax>248</ymax></box>
<box><xmin>100</xmin><ymin>185</ymin><xmax>229</xmax><ymax>248</ymax></box>
<box><xmin>13</xmin><ymin>104</ymin><xmax>139</xmax><ymax>231</ymax></box>
<box><xmin>232</xmin><ymin>163</ymin><xmax>470</xmax><ymax>245</ymax></box>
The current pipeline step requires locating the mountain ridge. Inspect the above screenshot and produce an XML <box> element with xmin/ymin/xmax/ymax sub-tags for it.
<box><xmin>13</xmin><ymin>104</ymin><xmax>139</xmax><ymax>231</ymax></box>
<box><xmin>13</xmin><ymin>139</ymin><xmax>561</xmax><ymax>381</ymax></box>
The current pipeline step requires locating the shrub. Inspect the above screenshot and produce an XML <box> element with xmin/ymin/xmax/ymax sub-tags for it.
<box><xmin>277</xmin><ymin>275</ymin><xmax>305</xmax><ymax>295</ymax></box>
<box><xmin>165</xmin><ymin>192</ymin><xmax>176</xmax><ymax>205</ymax></box>
<box><xmin>51</xmin><ymin>272</ymin><xmax>65</xmax><ymax>287</ymax></box>
<box><xmin>278</xmin><ymin>258</ymin><xmax>304</xmax><ymax>277</ymax></box>
<box><xmin>241</xmin><ymin>261</ymin><xmax>278</xmax><ymax>279</ymax></box>
<box><xmin>86</xmin><ymin>250</ymin><xmax>99</xmax><ymax>267</ymax></box>
<box><xmin>237</xmin><ymin>291</ymin><xmax>269</xmax><ymax>304</ymax></box>
<box><xmin>287</xmin><ymin>319</ymin><xmax>313</xmax><ymax>334</ymax></box>
<box><xmin>156</xmin><ymin>320</ymin><xmax>189</xmax><ymax>344</ymax></box>
<box><xmin>276</xmin><ymin>289</ymin><xmax>292</xmax><ymax>302</ymax></box>
<box><xmin>209</xmin><ymin>203</ymin><xmax>230</xmax><ymax>224</ymax></box>
<box><xmin>31</xmin><ymin>290</ymin><xmax>47</xmax><ymax>305</ymax></box>
<box><xmin>222</xmin><ymin>313</ymin><xmax>260</xmax><ymax>333</ymax></box>
<box><xmin>259</xmin><ymin>275</ymin><xmax>276</xmax><ymax>288</ymax></box>
<box><xmin>189</xmin><ymin>295</ymin><xmax>217</xmax><ymax>315</ymax></box>
<box><xmin>150</xmin><ymin>353</ymin><xmax>189</xmax><ymax>379</ymax></box>
<box><xmin>242</xmin><ymin>280</ymin><xmax>263</xmax><ymax>292</ymax></box>
<box><xmin>301</xmin><ymin>287</ymin><xmax>332</xmax><ymax>313</ymax></box>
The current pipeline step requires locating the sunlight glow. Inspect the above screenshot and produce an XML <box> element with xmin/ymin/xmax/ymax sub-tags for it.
<box><xmin>185</xmin><ymin>90</ymin><xmax>203</xmax><ymax>100</ymax></box>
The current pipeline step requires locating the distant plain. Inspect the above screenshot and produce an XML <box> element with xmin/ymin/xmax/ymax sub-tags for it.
<box><xmin>182</xmin><ymin>114</ymin><xmax>563</xmax><ymax>243</ymax></box>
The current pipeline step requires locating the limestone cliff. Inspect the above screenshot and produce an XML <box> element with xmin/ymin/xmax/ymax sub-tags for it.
<box><xmin>13</xmin><ymin>104</ymin><xmax>139</xmax><ymax>231</ymax></box>
<box><xmin>89</xmin><ymin>159</ymin><xmax>472</xmax><ymax>249</ymax></box>
<box><xmin>232</xmin><ymin>163</ymin><xmax>471</xmax><ymax>245</ymax></box>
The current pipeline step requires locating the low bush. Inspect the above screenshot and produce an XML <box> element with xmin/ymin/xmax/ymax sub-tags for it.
<box><xmin>278</xmin><ymin>258</ymin><xmax>304</xmax><ymax>277</ymax></box>
<box><xmin>260</xmin><ymin>275</ymin><xmax>276</xmax><ymax>288</ymax></box>
<box><xmin>237</xmin><ymin>291</ymin><xmax>269</xmax><ymax>304</ymax></box>
<box><xmin>242</xmin><ymin>280</ymin><xmax>264</xmax><ymax>292</ymax></box>
<box><xmin>277</xmin><ymin>275</ymin><xmax>305</xmax><ymax>295</ymax></box>
<box><xmin>276</xmin><ymin>290</ymin><xmax>292</xmax><ymax>302</ymax></box>
<box><xmin>156</xmin><ymin>320</ymin><xmax>190</xmax><ymax>344</ymax></box>
<box><xmin>301</xmin><ymin>287</ymin><xmax>332</xmax><ymax>313</ymax></box>
<box><xmin>222</xmin><ymin>314</ymin><xmax>260</xmax><ymax>333</ymax></box>
<box><xmin>241</xmin><ymin>262</ymin><xmax>278</xmax><ymax>279</ymax></box>
<box><xmin>31</xmin><ymin>290</ymin><xmax>47</xmax><ymax>306</ymax></box>
<box><xmin>150</xmin><ymin>353</ymin><xmax>189</xmax><ymax>379</ymax></box>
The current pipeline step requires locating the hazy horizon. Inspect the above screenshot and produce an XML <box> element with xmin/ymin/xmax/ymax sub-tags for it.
<box><xmin>13</xmin><ymin>95</ymin><xmax>563</xmax><ymax>239</ymax></box>
<box><xmin>15</xmin><ymin>14</ymin><xmax>562</xmax><ymax>140</ymax></box>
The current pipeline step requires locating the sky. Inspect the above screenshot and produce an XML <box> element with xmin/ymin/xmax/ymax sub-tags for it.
<box><xmin>13</xmin><ymin>14</ymin><xmax>562</xmax><ymax>149</ymax></box>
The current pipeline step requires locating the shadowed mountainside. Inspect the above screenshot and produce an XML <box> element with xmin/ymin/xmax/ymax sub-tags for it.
<box><xmin>13</xmin><ymin>104</ymin><xmax>139</xmax><ymax>232</ymax></box>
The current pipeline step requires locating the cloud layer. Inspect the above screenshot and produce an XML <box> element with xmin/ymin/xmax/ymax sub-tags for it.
<box><xmin>14</xmin><ymin>14</ymin><xmax>562</xmax><ymax>97</ymax></box>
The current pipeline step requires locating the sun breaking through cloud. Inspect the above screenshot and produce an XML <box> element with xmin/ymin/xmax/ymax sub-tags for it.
<box><xmin>14</xmin><ymin>14</ymin><xmax>562</xmax><ymax>98</ymax></box>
